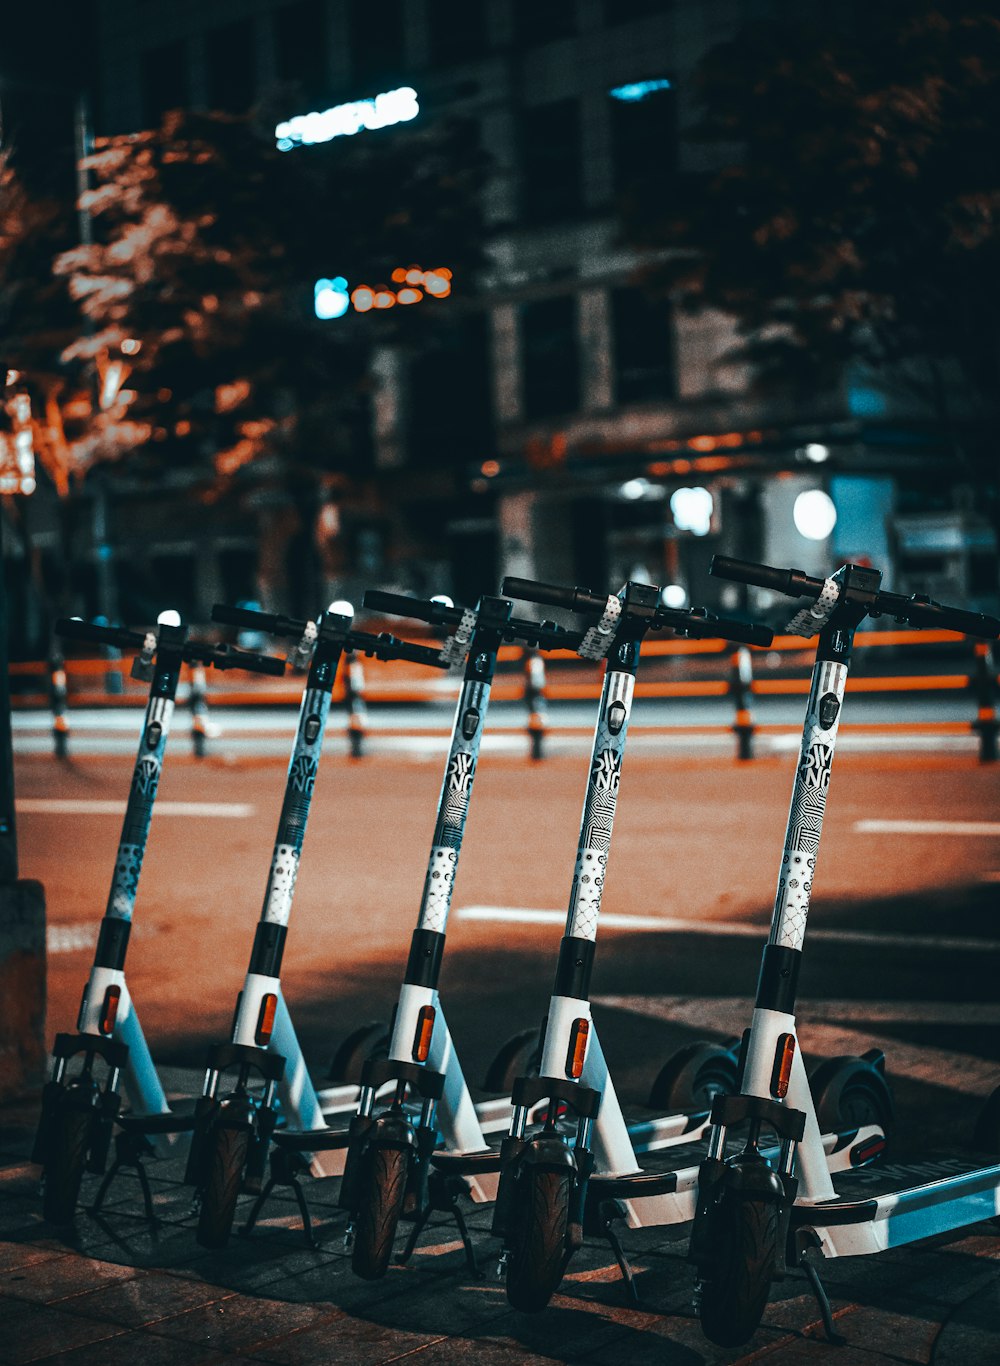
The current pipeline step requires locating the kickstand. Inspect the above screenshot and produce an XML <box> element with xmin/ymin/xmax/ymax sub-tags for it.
<box><xmin>90</xmin><ymin>1137</ymin><xmax>158</xmax><ymax>1227</ymax></box>
<box><xmin>602</xmin><ymin>1209</ymin><xmax>640</xmax><ymax>1304</ymax></box>
<box><xmin>803</xmin><ymin>1260</ymin><xmax>846</xmax><ymax>1346</ymax></box>
<box><xmin>452</xmin><ymin>1201</ymin><xmax>482</xmax><ymax>1279</ymax></box>
<box><xmin>241</xmin><ymin>1177</ymin><xmax>275</xmax><ymax>1239</ymax></box>
<box><xmin>396</xmin><ymin>1203</ymin><xmax>433</xmax><ymax>1266</ymax></box>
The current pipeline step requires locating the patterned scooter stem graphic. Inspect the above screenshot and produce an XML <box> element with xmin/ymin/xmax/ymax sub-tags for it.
<box><xmin>230</xmin><ymin>618</ymin><xmax>341</xmax><ymax>1129</ymax></box>
<box><xmin>387</xmin><ymin>601</ymin><xmax>508</xmax><ymax>1150</ymax></box>
<box><xmin>77</xmin><ymin>621</ymin><xmax>186</xmax><ymax>1117</ymax></box>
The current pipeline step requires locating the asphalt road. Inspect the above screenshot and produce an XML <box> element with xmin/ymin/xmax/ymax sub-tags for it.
<box><xmin>14</xmin><ymin>739</ymin><xmax>1000</xmax><ymax>1153</ymax></box>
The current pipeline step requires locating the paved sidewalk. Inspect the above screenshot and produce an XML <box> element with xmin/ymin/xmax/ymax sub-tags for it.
<box><xmin>2</xmin><ymin>1100</ymin><xmax>998</xmax><ymax>1366</ymax></box>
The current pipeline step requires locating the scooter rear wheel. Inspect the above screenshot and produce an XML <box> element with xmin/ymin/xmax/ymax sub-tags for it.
<box><xmin>698</xmin><ymin>1194</ymin><xmax>778</xmax><ymax>1348</ymax></box>
<box><xmin>42</xmin><ymin>1101</ymin><xmax>92</xmax><ymax>1224</ymax></box>
<box><xmin>505</xmin><ymin>1168</ymin><xmax>572</xmax><ymax>1313</ymax></box>
<box><xmin>810</xmin><ymin>1055</ymin><xmax>894</xmax><ymax>1143</ymax></box>
<box><xmin>351</xmin><ymin>1144</ymin><xmax>408</xmax><ymax>1280</ymax></box>
<box><xmin>648</xmin><ymin>1040</ymin><xmax>739</xmax><ymax>1113</ymax></box>
<box><xmin>196</xmin><ymin>1124</ymin><xmax>249</xmax><ymax>1249</ymax></box>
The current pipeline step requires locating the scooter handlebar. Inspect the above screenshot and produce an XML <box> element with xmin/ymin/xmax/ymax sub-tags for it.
<box><xmin>710</xmin><ymin>556</ymin><xmax>826</xmax><ymax>598</ymax></box>
<box><xmin>211</xmin><ymin>604</ymin><xmax>306</xmax><ymax>638</ymax></box>
<box><xmin>500</xmin><ymin>576</ymin><xmax>609</xmax><ymax>615</ymax></box>
<box><xmin>711</xmin><ymin>557</ymin><xmax>1000</xmax><ymax>638</ymax></box>
<box><xmin>873</xmin><ymin>591</ymin><xmax>1000</xmax><ymax>639</ymax></box>
<box><xmin>54</xmin><ymin>618</ymin><xmax>145</xmax><ymax>650</ymax></box>
<box><xmin>362</xmin><ymin>589</ymin><xmax>463</xmax><ymax>627</ymax></box>
<box><xmin>346</xmin><ymin>630</ymin><xmax>449</xmax><ymax>669</ymax></box>
<box><xmin>655</xmin><ymin>610</ymin><xmax>773</xmax><ymax>648</ymax></box>
<box><xmin>203</xmin><ymin>644</ymin><xmax>287</xmax><ymax>676</ymax></box>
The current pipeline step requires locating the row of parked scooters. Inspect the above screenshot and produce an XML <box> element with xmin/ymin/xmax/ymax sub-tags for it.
<box><xmin>31</xmin><ymin>557</ymin><xmax>1000</xmax><ymax>1348</ymax></box>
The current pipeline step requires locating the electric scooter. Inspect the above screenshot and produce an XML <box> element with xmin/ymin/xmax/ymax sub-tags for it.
<box><xmin>688</xmin><ymin>556</ymin><xmax>1000</xmax><ymax>1348</ymax></box>
<box><xmin>185</xmin><ymin>601</ymin><xmax>450</xmax><ymax>1249</ymax></box>
<box><xmin>31</xmin><ymin>613</ymin><xmax>285</xmax><ymax>1224</ymax></box>
<box><xmin>484</xmin><ymin>575</ymin><xmax>892</xmax><ymax>1313</ymax></box>
<box><xmin>337</xmin><ymin>589</ymin><xmax>597</xmax><ymax>1279</ymax></box>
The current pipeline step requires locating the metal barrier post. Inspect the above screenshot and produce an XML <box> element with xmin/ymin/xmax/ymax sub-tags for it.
<box><xmin>189</xmin><ymin>663</ymin><xmax>210</xmax><ymax>758</ymax></box>
<box><xmin>48</xmin><ymin>646</ymin><xmax>70</xmax><ymax>759</ymax></box>
<box><xmin>730</xmin><ymin>646</ymin><xmax>756</xmax><ymax>762</ymax></box>
<box><xmin>524</xmin><ymin>647</ymin><xmax>548</xmax><ymax>761</ymax></box>
<box><xmin>972</xmin><ymin>640</ymin><xmax>998</xmax><ymax>763</ymax></box>
<box><xmin>345</xmin><ymin>651</ymin><xmax>367</xmax><ymax>758</ymax></box>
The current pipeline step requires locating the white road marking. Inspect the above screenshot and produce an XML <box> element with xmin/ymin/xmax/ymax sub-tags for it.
<box><xmin>46</xmin><ymin>924</ymin><xmax>95</xmax><ymax>954</ymax></box>
<box><xmin>596</xmin><ymin>995</ymin><xmax>1000</xmax><ymax>1097</ymax></box>
<box><xmin>456</xmin><ymin>906</ymin><xmax>1000</xmax><ymax>952</ymax></box>
<box><xmin>855</xmin><ymin>819</ymin><xmax>1000</xmax><ymax>837</ymax></box>
<box><xmin>17</xmin><ymin>798</ymin><xmax>254</xmax><ymax>818</ymax></box>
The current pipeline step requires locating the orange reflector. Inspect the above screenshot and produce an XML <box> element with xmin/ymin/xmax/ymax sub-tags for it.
<box><xmin>771</xmin><ymin>1032</ymin><xmax>796</xmax><ymax>1098</ymax></box>
<box><xmin>99</xmin><ymin>985</ymin><xmax>121</xmax><ymax>1035</ymax></box>
<box><xmin>412</xmin><ymin>1005</ymin><xmax>436</xmax><ymax>1062</ymax></box>
<box><xmin>566</xmin><ymin>1018</ymin><xmax>590</xmax><ymax>1079</ymax></box>
<box><xmin>255</xmin><ymin>992</ymin><xmax>278</xmax><ymax>1046</ymax></box>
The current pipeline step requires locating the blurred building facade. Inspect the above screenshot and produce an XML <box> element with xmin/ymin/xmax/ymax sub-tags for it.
<box><xmin>5</xmin><ymin>0</ymin><xmax>992</xmax><ymax>648</ymax></box>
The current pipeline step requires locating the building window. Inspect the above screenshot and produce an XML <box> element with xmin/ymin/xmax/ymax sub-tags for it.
<box><xmin>520</xmin><ymin>99</ymin><xmax>582</xmax><ymax>224</ymax></box>
<box><xmin>602</xmin><ymin>0</ymin><xmax>669</xmax><ymax>23</ymax></box>
<box><xmin>512</xmin><ymin>0</ymin><xmax>577</xmax><ymax>45</ymax></box>
<box><xmin>608</xmin><ymin>78</ymin><xmax>677</xmax><ymax>203</ymax></box>
<box><xmin>349</xmin><ymin>0</ymin><xmax>403</xmax><ymax>90</ymax></box>
<box><xmin>206</xmin><ymin>19</ymin><xmax>256</xmax><ymax>114</ymax></box>
<box><xmin>407</xmin><ymin>313</ymin><xmax>494</xmax><ymax>467</ymax></box>
<box><xmin>521</xmin><ymin>296</ymin><xmax>580</xmax><ymax>420</ymax></box>
<box><xmin>141</xmin><ymin>40</ymin><xmax>190</xmax><ymax>126</ymax></box>
<box><xmin>275</xmin><ymin>0</ymin><xmax>329</xmax><ymax>108</ymax></box>
<box><xmin>426</xmin><ymin>0</ymin><xmax>488</xmax><ymax>67</ymax></box>
<box><xmin>611</xmin><ymin>286</ymin><xmax>676</xmax><ymax>404</ymax></box>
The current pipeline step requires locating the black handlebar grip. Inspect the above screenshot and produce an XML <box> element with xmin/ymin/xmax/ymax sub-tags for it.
<box><xmin>210</xmin><ymin>645</ymin><xmax>286</xmax><ymax>676</ymax></box>
<box><xmin>501</xmin><ymin>577</ymin><xmax>608</xmax><ymax>614</ymax></box>
<box><xmin>656</xmin><ymin>610</ymin><xmax>773</xmax><ymax>647</ymax></box>
<box><xmin>706</xmin><ymin>617</ymin><xmax>774</xmax><ymax>647</ymax></box>
<box><xmin>709</xmin><ymin>556</ymin><xmax>824</xmax><ymax>599</ymax></box>
<box><xmin>362</xmin><ymin>589</ymin><xmax>461</xmax><ymax>626</ymax></box>
<box><xmin>878</xmin><ymin>594</ymin><xmax>1000</xmax><ymax>640</ymax></box>
<box><xmin>392</xmin><ymin>640</ymin><xmax>450</xmax><ymax>668</ymax></box>
<box><xmin>54</xmin><ymin>618</ymin><xmax>144</xmax><ymax>649</ymax></box>
<box><xmin>211</xmin><ymin>604</ymin><xmax>305</xmax><ymax>637</ymax></box>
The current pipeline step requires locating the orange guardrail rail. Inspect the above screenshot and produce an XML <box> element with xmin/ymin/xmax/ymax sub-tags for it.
<box><xmin>9</xmin><ymin>627</ymin><xmax>999</xmax><ymax>762</ymax></box>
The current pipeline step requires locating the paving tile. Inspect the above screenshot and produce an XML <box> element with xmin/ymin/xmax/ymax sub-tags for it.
<box><xmin>141</xmin><ymin>1291</ymin><xmax>330</xmax><ymax>1353</ymax></box>
<box><xmin>55</xmin><ymin>1268</ymin><xmax>233</xmax><ymax>1328</ymax></box>
<box><xmin>933</xmin><ymin>1275</ymin><xmax>1000</xmax><ymax>1365</ymax></box>
<box><xmin>0</xmin><ymin>1242</ymin><xmax>65</xmax><ymax>1275</ymax></box>
<box><xmin>2</xmin><ymin>1250</ymin><xmax>141</xmax><ymax>1304</ymax></box>
<box><xmin>2</xmin><ymin>1297</ymin><xmax>127</xmax><ymax>1365</ymax></box>
<box><xmin>249</xmin><ymin>1311</ymin><xmax>439</xmax><ymax>1365</ymax></box>
<box><xmin>30</xmin><ymin>1334</ymin><xmax>267</xmax><ymax>1366</ymax></box>
<box><xmin>381</xmin><ymin>1337</ymin><xmax>559</xmax><ymax>1366</ymax></box>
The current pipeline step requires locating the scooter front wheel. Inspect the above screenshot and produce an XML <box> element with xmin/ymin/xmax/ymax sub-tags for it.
<box><xmin>505</xmin><ymin>1168</ymin><xmax>572</xmax><ymax>1313</ymax></box>
<box><xmin>698</xmin><ymin>1194</ymin><xmax>778</xmax><ymax>1348</ymax></box>
<box><xmin>42</xmin><ymin>1101</ymin><xmax>92</xmax><ymax>1224</ymax></box>
<box><xmin>351</xmin><ymin>1144</ymin><xmax>408</xmax><ymax>1280</ymax></box>
<box><xmin>196</xmin><ymin>1124</ymin><xmax>249</xmax><ymax>1249</ymax></box>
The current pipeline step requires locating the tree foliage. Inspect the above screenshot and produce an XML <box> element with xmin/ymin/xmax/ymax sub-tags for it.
<box><xmin>52</xmin><ymin>107</ymin><xmax>485</xmax><ymax>493</ymax></box>
<box><xmin>629</xmin><ymin>2</ymin><xmax>1000</xmax><ymax>474</ymax></box>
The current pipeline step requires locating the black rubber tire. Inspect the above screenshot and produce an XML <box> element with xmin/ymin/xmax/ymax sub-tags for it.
<box><xmin>811</xmin><ymin>1057</ymin><xmax>895</xmax><ymax>1146</ymax></box>
<box><xmin>648</xmin><ymin>1041</ymin><xmax>738</xmax><ymax>1113</ymax></box>
<box><xmin>351</xmin><ymin>1145</ymin><xmax>408</xmax><ymax>1280</ymax></box>
<box><xmin>42</xmin><ymin>1103</ymin><xmax>92</xmax><ymax>1224</ymax></box>
<box><xmin>699</xmin><ymin>1196</ymin><xmax>779</xmax><ymax>1348</ymax></box>
<box><xmin>196</xmin><ymin>1124</ymin><xmax>249</xmax><ymax>1250</ymax></box>
<box><xmin>505</xmin><ymin>1168</ymin><xmax>572</xmax><ymax>1313</ymax></box>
